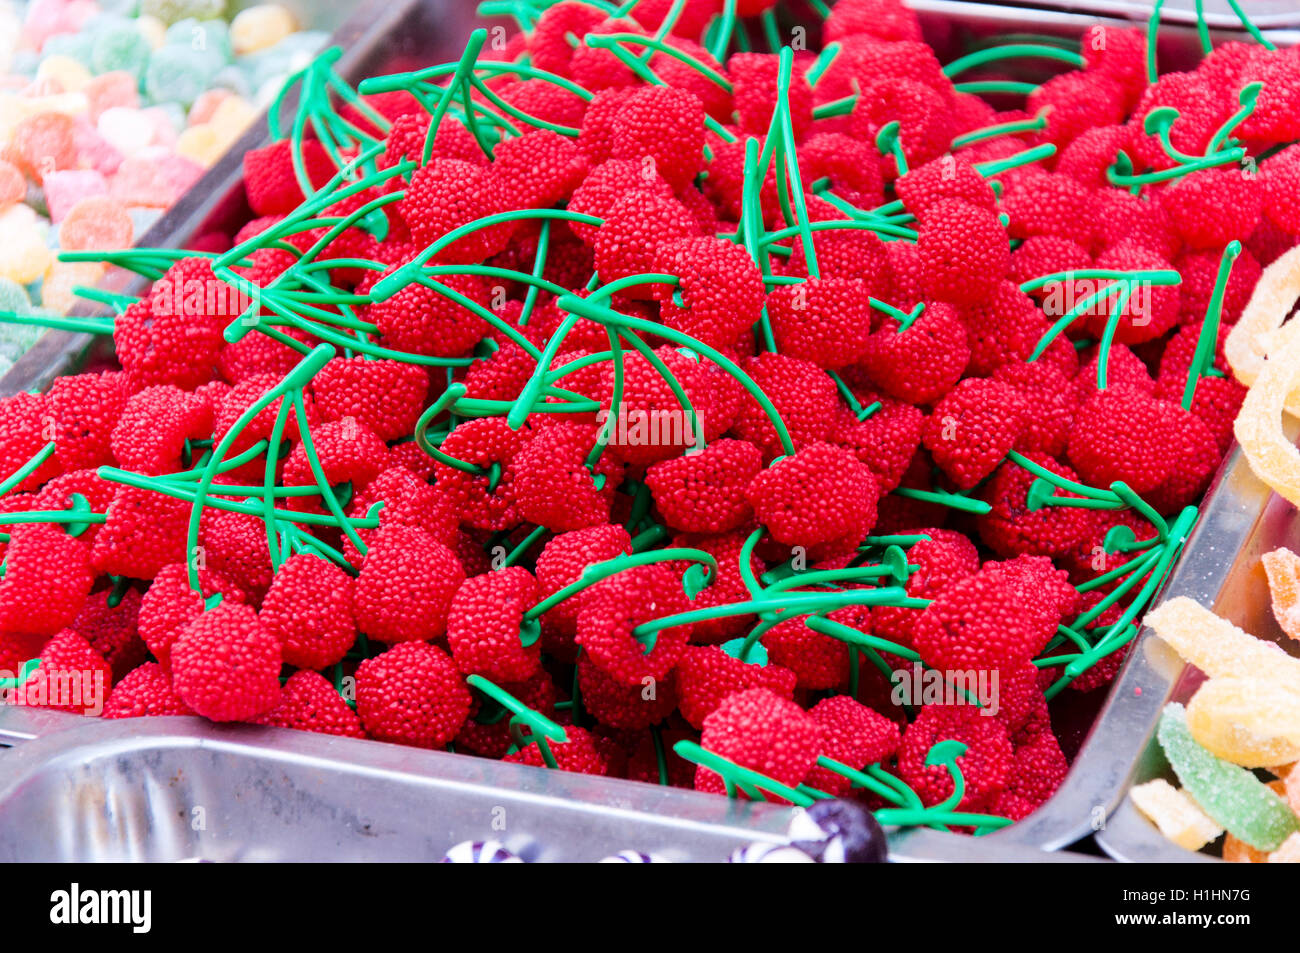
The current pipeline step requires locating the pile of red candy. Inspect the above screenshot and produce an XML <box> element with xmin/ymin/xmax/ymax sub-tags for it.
<box><xmin>1</xmin><ymin>0</ymin><xmax>1296</xmax><ymax>829</ymax></box>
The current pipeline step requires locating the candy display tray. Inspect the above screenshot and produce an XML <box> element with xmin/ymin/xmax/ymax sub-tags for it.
<box><xmin>1093</xmin><ymin>417</ymin><xmax>1300</xmax><ymax>862</ymax></box>
<box><xmin>0</xmin><ymin>0</ymin><xmax>1282</xmax><ymax>862</ymax></box>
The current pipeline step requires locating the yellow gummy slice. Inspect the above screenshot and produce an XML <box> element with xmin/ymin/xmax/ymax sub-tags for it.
<box><xmin>1145</xmin><ymin>597</ymin><xmax>1300</xmax><ymax>694</ymax></box>
<box><xmin>1186</xmin><ymin>676</ymin><xmax>1300</xmax><ymax>768</ymax></box>
<box><xmin>1228</xmin><ymin>245</ymin><xmax>1300</xmax><ymax>417</ymax></box>
<box><xmin>1263</xmin><ymin>548</ymin><xmax>1300</xmax><ymax>642</ymax></box>
<box><xmin>1235</xmin><ymin>316</ymin><xmax>1300</xmax><ymax>506</ymax></box>
<box><xmin>1129</xmin><ymin>778</ymin><xmax>1223</xmax><ymax>851</ymax></box>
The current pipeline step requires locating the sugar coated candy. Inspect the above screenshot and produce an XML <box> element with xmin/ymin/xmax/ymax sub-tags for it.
<box><xmin>1157</xmin><ymin>703</ymin><xmax>1300</xmax><ymax>852</ymax></box>
<box><xmin>1186</xmin><ymin>676</ymin><xmax>1300</xmax><ymax>768</ymax></box>
<box><xmin>1263</xmin><ymin>547</ymin><xmax>1300</xmax><ymax>641</ymax></box>
<box><xmin>1129</xmin><ymin>778</ymin><xmax>1223</xmax><ymax>851</ymax></box>
<box><xmin>1146</xmin><ymin>596</ymin><xmax>1300</xmax><ymax>694</ymax></box>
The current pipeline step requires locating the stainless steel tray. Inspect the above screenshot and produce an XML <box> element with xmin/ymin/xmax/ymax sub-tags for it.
<box><xmin>1094</xmin><ymin>420</ymin><xmax>1300</xmax><ymax>862</ymax></box>
<box><xmin>0</xmin><ymin>0</ymin><xmax>1281</xmax><ymax>861</ymax></box>
<box><xmin>0</xmin><ymin>707</ymin><xmax>1101</xmax><ymax>862</ymax></box>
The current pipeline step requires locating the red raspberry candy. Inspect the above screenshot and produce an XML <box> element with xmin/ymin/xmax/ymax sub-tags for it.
<box><xmin>651</xmin><ymin>236</ymin><xmax>765</xmax><ymax>350</ymax></box>
<box><xmin>1236</xmin><ymin>50</ymin><xmax>1300</xmax><ymax>147</ymax></box>
<box><xmin>960</xmin><ymin>280</ymin><xmax>1057</xmax><ymax>377</ymax></box>
<box><xmin>1094</xmin><ymin>189</ymin><xmax>1179</xmax><ymax>259</ymax></box>
<box><xmin>1143</xmin><ymin>403</ymin><xmax>1221</xmax><ymax>514</ymax></box>
<box><xmin>992</xmin><ymin>724</ymin><xmax>1068</xmax><ymax>819</ymax></box>
<box><xmin>170</xmin><ymin>602</ymin><xmax>281</xmax><ymax>722</ymax></box>
<box><xmin>824</xmin><ymin>0</ymin><xmax>923</xmax><ymax>44</ymax></box>
<box><xmin>921</xmin><ymin>378</ymin><xmax>1027</xmax><ymax>490</ymax></box>
<box><xmin>1001</xmin><ymin>173</ymin><xmax>1097</xmax><ymax>248</ymax></box>
<box><xmin>976</xmin><ymin>452</ymin><xmax>1093</xmax><ymax>559</ymax></box>
<box><xmin>445</xmin><ymin>568</ymin><xmax>541</xmax><ymax>683</ymax></box>
<box><xmin>858</xmin><ymin>303</ymin><xmax>968</xmax><ymax>407</ymax></box>
<box><xmin>597</xmin><ymin>347</ymin><xmax>715</xmax><ymax>465</ymax></box>
<box><xmin>433</xmin><ymin>417</ymin><xmax>529</xmax><ymax>533</ymax></box>
<box><xmin>1072</xmin><ymin>342</ymin><xmax>1154</xmax><ymax>404</ymax></box>
<box><xmin>243</xmin><ymin>138</ymin><xmax>335</xmax><ymax>216</ymax></box>
<box><xmin>695</xmin><ymin>687</ymin><xmax>822</xmax><ymax>798</ymax></box>
<box><xmin>575</xmin><ymin>563</ymin><xmax>693</xmax><ymax>686</ymax></box>
<box><xmin>398</xmin><ymin>159</ymin><xmax>512</xmax><ymax>263</ymax></box>
<box><xmin>804</xmin><ymin>695</ymin><xmax>902</xmax><ymax>796</ymax></box>
<box><xmin>568</xmin><ymin>158</ymin><xmax>675</xmax><ymax>244</ymax></box>
<box><xmin>1066</xmin><ymin>389</ymin><xmax>1178</xmax><ymax>493</ymax></box>
<box><xmin>355</xmin><ymin>524</ymin><xmax>465</xmax><ymax>643</ymax></box>
<box><xmin>254</xmin><ymin>670</ymin><xmax>364</xmax><ymax>739</ymax></box>
<box><xmin>513</xmin><ymin>422</ymin><xmax>623</xmax><ymax>531</ymax></box>
<box><xmin>259</xmin><ymin>554</ymin><xmax>356</xmax><ymax>670</ymax></box>
<box><xmin>455</xmin><ymin>669</ymin><xmax>559</xmax><ymax>758</ymax></box>
<box><xmin>280</xmin><ymin>419</ymin><xmax>389</xmax><ymax>500</ymax></box>
<box><xmin>610</xmin><ymin>86</ymin><xmax>705</xmax><ymax>192</ymax></box>
<box><xmin>992</xmin><ymin>361</ymin><xmax>1079</xmax><ymax>458</ymax></box>
<box><xmin>114</xmin><ymin>299</ymin><xmax>222</xmax><ymax>392</ymax></box>
<box><xmin>765</xmin><ymin>602</ymin><xmax>865</xmax><ymax>691</ymax></box>
<box><xmin>311</xmin><ymin>357</ymin><xmax>428</xmax><ymax>442</ymax></box>
<box><xmin>896</xmin><ymin>155</ymin><xmax>997</xmax><ymax>220</ymax></box>
<box><xmin>872</xmin><ymin>527</ymin><xmax>979</xmax><ymax>646</ymax></box>
<box><xmin>916</xmin><ymin>199</ymin><xmax>1009</xmax><ymax>307</ymax></box>
<box><xmin>668</xmin><ymin>527</ymin><xmax>764</xmax><ymax>643</ymax></box>
<box><xmin>729</xmin><ymin>52</ymin><xmax>813</xmax><ymax>141</ymax></box>
<box><xmin>355</xmin><ymin>641</ymin><xmax>471</xmax><ymax>748</ymax></box>
<box><xmin>798</xmin><ymin>133</ymin><xmax>884</xmax><ymax>209</ymax></box>
<box><xmin>1026</xmin><ymin>70</ymin><xmax>1127</xmax><ymax>151</ymax></box>
<box><xmin>1174</xmin><ymin>247</ymin><xmax>1261</xmax><ymax>325</ymax></box>
<box><xmin>1160</xmin><ymin>168</ymin><xmax>1261</xmax><ymax>251</ymax></box>
<box><xmin>829</xmin><ymin>397</ymin><xmax>922</xmax><ymax>493</ymax></box>
<box><xmin>15</xmin><ymin>629</ymin><xmax>112</xmax><ymax>716</ymax></box>
<box><xmin>528</xmin><ymin>1</ymin><xmax>607</xmax><ymax>78</ymax></box>
<box><xmin>850</xmin><ymin>78</ymin><xmax>955</xmax><ymax>168</ymax></box>
<box><xmin>504</xmin><ymin>726</ymin><xmax>619</xmax><ymax>777</ymax></box>
<box><xmin>0</xmin><ymin>392</ymin><xmax>61</xmax><ymax>493</ymax></box>
<box><xmin>766</xmin><ymin>277</ymin><xmax>873</xmax><ymax>369</ymax></box>
<box><xmin>1055</xmin><ymin>125</ymin><xmax>1130</xmax><ymax>191</ymax></box>
<box><xmin>593</xmin><ymin>190</ymin><xmax>701</xmax><ymax>289</ymax></box>
<box><xmin>110</xmin><ymin>385</ymin><xmax>213</xmax><ymax>475</ymax></box>
<box><xmin>577</xmin><ymin>656</ymin><xmax>678</xmax><ymax>731</ymax></box>
<box><xmin>898</xmin><ymin>703</ymin><xmax>1014</xmax><ymax>809</ymax></box>
<box><xmin>730</xmin><ymin>352</ymin><xmax>838</xmax><ymax>459</ymax></box>
<box><xmin>534</xmin><ymin>523</ymin><xmax>632</xmax><ymax>642</ymax></box>
<box><xmin>491</xmin><ymin>129</ymin><xmax>588</xmax><ymax>209</ymax></box>
<box><xmin>644</xmin><ymin>438</ymin><xmax>761</xmax><ymax>534</ymax></box>
<box><xmin>1127</xmin><ymin>72</ymin><xmax>1230</xmax><ymax>173</ymax></box>
<box><xmin>0</xmin><ymin>523</ymin><xmax>93</xmax><ymax>637</ymax></box>
<box><xmin>70</xmin><ymin>587</ymin><xmax>145</xmax><ymax>682</ymax></box>
<box><xmin>344</xmin><ymin>466</ymin><xmax>460</xmax><ymax>566</ymax></box>
<box><xmin>366</xmin><ymin>268</ymin><xmax>491</xmax><ymax>358</ymax></box>
<box><xmin>746</xmin><ymin>442</ymin><xmax>879</xmax><ymax>549</ymax></box>
<box><xmin>1259</xmin><ymin>144</ymin><xmax>1300</xmax><ymax>233</ymax></box>
<box><xmin>102</xmin><ymin>661</ymin><xmax>193</xmax><ymax>718</ymax></box>
<box><xmin>912</xmin><ymin>565</ymin><xmax>1056</xmax><ymax>672</ymax></box>
<box><xmin>380</xmin><ymin>113</ymin><xmax>485</xmax><ymax>169</ymax></box>
<box><xmin>675</xmin><ymin>644</ymin><xmax>797</xmax><ymax>730</ymax></box>
<box><xmin>48</xmin><ymin>372</ymin><xmax>130</xmax><ymax>472</ymax></box>
<box><xmin>136</xmin><ymin>563</ymin><xmax>247</xmax><ymax>670</ymax></box>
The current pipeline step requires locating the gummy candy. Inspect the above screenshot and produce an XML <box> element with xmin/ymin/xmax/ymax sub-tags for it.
<box><xmin>1157</xmin><ymin>703</ymin><xmax>1300</xmax><ymax>851</ymax></box>
<box><xmin>1146</xmin><ymin>596</ymin><xmax>1300</xmax><ymax>694</ymax></box>
<box><xmin>1227</xmin><ymin>244</ymin><xmax>1300</xmax><ymax>414</ymax></box>
<box><xmin>1263</xmin><ymin>547</ymin><xmax>1300</xmax><ymax>641</ymax></box>
<box><xmin>230</xmin><ymin>4</ymin><xmax>295</xmax><ymax>56</ymax></box>
<box><xmin>1269</xmin><ymin>831</ymin><xmax>1300</xmax><ymax>862</ymax></box>
<box><xmin>1129</xmin><ymin>778</ymin><xmax>1223</xmax><ymax>851</ymax></box>
<box><xmin>60</xmin><ymin>196</ymin><xmax>133</xmax><ymax>252</ymax></box>
<box><xmin>1186</xmin><ymin>676</ymin><xmax>1300</xmax><ymax>768</ymax></box>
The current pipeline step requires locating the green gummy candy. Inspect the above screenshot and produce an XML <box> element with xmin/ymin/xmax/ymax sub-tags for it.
<box><xmin>1157</xmin><ymin>703</ymin><xmax>1300</xmax><ymax>852</ymax></box>
<box><xmin>140</xmin><ymin>0</ymin><xmax>227</xmax><ymax>27</ymax></box>
<box><xmin>90</xmin><ymin>24</ymin><xmax>152</xmax><ymax>79</ymax></box>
